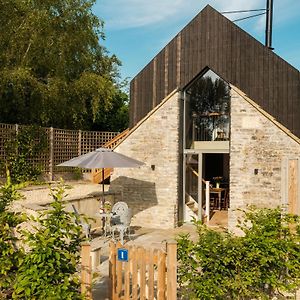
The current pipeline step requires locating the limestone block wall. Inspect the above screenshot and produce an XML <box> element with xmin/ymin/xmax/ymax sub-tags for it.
<box><xmin>110</xmin><ymin>91</ymin><xmax>181</xmax><ymax>229</ymax></box>
<box><xmin>229</xmin><ymin>87</ymin><xmax>300</xmax><ymax>232</ymax></box>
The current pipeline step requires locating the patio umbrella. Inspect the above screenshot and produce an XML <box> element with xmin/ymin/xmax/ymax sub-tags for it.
<box><xmin>57</xmin><ymin>148</ymin><xmax>144</xmax><ymax>204</ymax></box>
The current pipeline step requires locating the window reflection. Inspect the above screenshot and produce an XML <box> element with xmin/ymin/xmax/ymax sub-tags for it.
<box><xmin>185</xmin><ymin>70</ymin><xmax>230</xmax><ymax>147</ymax></box>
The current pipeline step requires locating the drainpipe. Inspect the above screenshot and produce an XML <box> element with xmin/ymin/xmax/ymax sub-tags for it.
<box><xmin>182</xmin><ymin>90</ymin><xmax>187</xmax><ymax>222</ymax></box>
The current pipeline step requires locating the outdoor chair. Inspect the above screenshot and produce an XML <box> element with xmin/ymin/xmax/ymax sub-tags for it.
<box><xmin>110</xmin><ymin>202</ymin><xmax>132</xmax><ymax>244</ymax></box>
<box><xmin>72</xmin><ymin>204</ymin><xmax>91</xmax><ymax>239</ymax></box>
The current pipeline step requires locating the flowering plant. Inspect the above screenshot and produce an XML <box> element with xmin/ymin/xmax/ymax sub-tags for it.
<box><xmin>104</xmin><ymin>201</ymin><xmax>112</xmax><ymax>212</ymax></box>
<box><xmin>213</xmin><ymin>176</ymin><xmax>223</xmax><ymax>183</ymax></box>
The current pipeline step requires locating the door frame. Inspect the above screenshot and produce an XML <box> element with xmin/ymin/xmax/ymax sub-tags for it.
<box><xmin>183</xmin><ymin>148</ymin><xmax>229</xmax><ymax>223</ymax></box>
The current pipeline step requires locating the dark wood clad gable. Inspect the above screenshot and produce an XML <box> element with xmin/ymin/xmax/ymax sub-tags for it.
<box><xmin>129</xmin><ymin>5</ymin><xmax>300</xmax><ymax>138</ymax></box>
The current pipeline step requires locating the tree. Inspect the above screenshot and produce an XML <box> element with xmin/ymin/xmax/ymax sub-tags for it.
<box><xmin>91</xmin><ymin>89</ymin><xmax>129</xmax><ymax>131</ymax></box>
<box><xmin>0</xmin><ymin>0</ymin><xmax>128</xmax><ymax>131</ymax></box>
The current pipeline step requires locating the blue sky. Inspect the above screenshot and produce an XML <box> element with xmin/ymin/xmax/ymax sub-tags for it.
<box><xmin>93</xmin><ymin>0</ymin><xmax>300</xmax><ymax>82</ymax></box>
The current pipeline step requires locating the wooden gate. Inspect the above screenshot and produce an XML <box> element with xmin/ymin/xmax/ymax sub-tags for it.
<box><xmin>109</xmin><ymin>241</ymin><xmax>177</xmax><ymax>300</ymax></box>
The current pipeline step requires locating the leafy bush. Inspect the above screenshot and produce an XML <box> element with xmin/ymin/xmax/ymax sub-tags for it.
<box><xmin>177</xmin><ymin>207</ymin><xmax>300</xmax><ymax>300</ymax></box>
<box><xmin>2</xmin><ymin>125</ymin><xmax>48</xmax><ymax>183</ymax></box>
<box><xmin>13</xmin><ymin>182</ymin><xmax>84</xmax><ymax>299</ymax></box>
<box><xmin>0</xmin><ymin>172</ymin><xmax>86</xmax><ymax>299</ymax></box>
<box><xmin>0</xmin><ymin>171</ymin><xmax>25</xmax><ymax>299</ymax></box>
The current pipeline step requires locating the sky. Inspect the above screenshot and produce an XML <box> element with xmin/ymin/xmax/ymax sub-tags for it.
<box><xmin>93</xmin><ymin>0</ymin><xmax>300</xmax><ymax>82</ymax></box>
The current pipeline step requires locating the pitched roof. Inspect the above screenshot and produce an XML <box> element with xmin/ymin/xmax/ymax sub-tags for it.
<box><xmin>130</xmin><ymin>5</ymin><xmax>300</xmax><ymax>138</ymax></box>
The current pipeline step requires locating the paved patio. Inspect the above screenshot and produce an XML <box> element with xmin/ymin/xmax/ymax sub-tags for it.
<box><xmin>13</xmin><ymin>181</ymin><xmax>228</xmax><ymax>299</ymax></box>
<box><xmin>91</xmin><ymin>211</ymin><xmax>228</xmax><ymax>299</ymax></box>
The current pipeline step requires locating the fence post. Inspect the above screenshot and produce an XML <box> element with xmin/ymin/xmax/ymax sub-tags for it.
<box><xmin>157</xmin><ymin>249</ymin><xmax>166</xmax><ymax>300</ymax></box>
<box><xmin>109</xmin><ymin>241</ymin><xmax>117</xmax><ymax>300</ymax></box>
<box><xmin>81</xmin><ymin>242</ymin><xmax>92</xmax><ymax>299</ymax></box>
<box><xmin>15</xmin><ymin>123</ymin><xmax>19</xmax><ymax>134</ymax></box>
<box><xmin>148</xmin><ymin>248</ymin><xmax>155</xmax><ymax>300</ymax></box>
<box><xmin>78</xmin><ymin>130</ymin><xmax>82</xmax><ymax>156</ymax></box>
<box><xmin>49</xmin><ymin>127</ymin><xmax>54</xmax><ymax>181</ymax></box>
<box><xmin>116</xmin><ymin>241</ymin><xmax>123</xmax><ymax>298</ymax></box>
<box><xmin>167</xmin><ymin>241</ymin><xmax>177</xmax><ymax>300</ymax></box>
<box><xmin>138</xmin><ymin>246</ymin><xmax>146</xmax><ymax>299</ymax></box>
<box><xmin>131</xmin><ymin>246</ymin><xmax>138</xmax><ymax>299</ymax></box>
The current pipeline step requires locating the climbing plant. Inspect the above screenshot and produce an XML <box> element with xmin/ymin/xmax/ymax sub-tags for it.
<box><xmin>2</xmin><ymin>125</ymin><xmax>48</xmax><ymax>183</ymax></box>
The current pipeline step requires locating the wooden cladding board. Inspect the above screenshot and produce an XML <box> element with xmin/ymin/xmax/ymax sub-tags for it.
<box><xmin>129</xmin><ymin>5</ymin><xmax>300</xmax><ymax>139</ymax></box>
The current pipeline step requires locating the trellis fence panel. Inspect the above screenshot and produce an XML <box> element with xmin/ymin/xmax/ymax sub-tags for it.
<box><xmin>0</xmin><ymin>123</ymin><xmax>119</xmax><ymax>179</ymax></box>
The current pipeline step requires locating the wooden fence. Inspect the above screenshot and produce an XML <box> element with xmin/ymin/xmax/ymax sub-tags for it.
<box><xmin>0</xmin><ymin>123</ymin><xmax>119</xmax><ymax>179</ymax></box>
<box><xmin>81</xmin><ymin>243</ymin><xmax>92</xmax><ymax>299</ymax></box>
<box><xmin>109</xmin><ymin>241</ymin><xmax>177</xmax><ymax>300</ymax></box>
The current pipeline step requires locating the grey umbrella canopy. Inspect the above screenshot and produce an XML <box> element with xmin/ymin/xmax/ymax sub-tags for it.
<box><xmin>57</xmin><ymin>148</ymin><xmax>144</xmax><ymax>169</ymax></box>
<box><xmin>57</xmin><ymin>148</ymin><xmax>144</xmax><ymax>205</ymax></box>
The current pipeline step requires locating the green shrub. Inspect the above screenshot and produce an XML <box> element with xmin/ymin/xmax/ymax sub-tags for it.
<box><xmin>0</xmin><ymin>171</ymin><xmax>25</xmax><ymax>299</ymax></box>
<box><xmin>13</xmin><ymin>182</ymin><xmax>84</xmax><ymax>299</ymax></box>
<box><xmin>177</xmin><ymin>207</ymin><xmax>300</xmax><ymax>300</ymax></box>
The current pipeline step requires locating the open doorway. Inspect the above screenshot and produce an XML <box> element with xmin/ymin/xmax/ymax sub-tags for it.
<box><xmin>183</xmin><ymin>152</ymin><xmax>229</xmax><ymax>223</ymax></box>
<box><xmin>203</xmin><ymin>153</ymin><xmax>229</xmax><ymax>188</ymax></box>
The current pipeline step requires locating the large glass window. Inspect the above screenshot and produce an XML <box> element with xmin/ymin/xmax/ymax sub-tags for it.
<box><xmin>185</xmin><ymin>70</ymin><xmax>230</xmax><ymax>148</ymax></box>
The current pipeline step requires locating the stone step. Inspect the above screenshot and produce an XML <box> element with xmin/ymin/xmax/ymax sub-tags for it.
<box><xmin>192</xmin><ymin>207</ymin><xmax>198</xmax><ymax>214</ymax></box>
<box><xmin>186</xmin><ymin>200</ymin><xmax>196</xmax><ymax>207</ymax></box>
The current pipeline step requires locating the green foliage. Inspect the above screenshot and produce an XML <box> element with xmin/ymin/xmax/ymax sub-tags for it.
<box><xmin>0</xmin><ymin>0</ymin><xmax>128</xmax><ymax>131</ymax></box>
<box><xmin>177</xmin><ymin>208</ymin><xmax>300</xmax><ymax>299</ymax></box>
<box><xmin>13</xmin><ymin>182</ymin><xmax>84</xmax><ymax>299</ymax></box>
<box><xmin>92</xmin><ymin>89</ymin><xmax>129</xmax><ymax>132</ymax></box>
<box><xmin>2</xmin><ymin>125</ymin><xmax>48</xmax><ymax>183</ymax></box>
<box><xmin>0</xmin><ymin>174</ymin><xmax>85</xmax><ymax>299</ymax></box>
<box><xmin>72</xmin><ymin>168</ymin><xmax>83</xmax><ymax>180</ymax></box>
<box><xmin>0</xmin><ymin>171</ymin><xmax>25</xmax><ymax>299</ymax></box>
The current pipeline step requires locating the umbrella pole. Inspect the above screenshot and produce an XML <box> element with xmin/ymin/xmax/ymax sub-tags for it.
<box><xmin>101</xmin><ymin>168</ymin><xmax>105</xmax><ymax>236</ymax></box>
<box><xmin>102</xmin><ymin>168</ymin><xmax>105</xmax><ymax>206</ymax></box>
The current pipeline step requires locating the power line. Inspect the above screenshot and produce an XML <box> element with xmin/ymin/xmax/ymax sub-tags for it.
<box><xmin>221</xmin><ymin>9</ymin><xmax>266</xmax><ymax>14</ymax></box>
<box><xmin>233</xmin><ymin>12</ymin><xmax>266</xmax><ymax>23</ymax></box>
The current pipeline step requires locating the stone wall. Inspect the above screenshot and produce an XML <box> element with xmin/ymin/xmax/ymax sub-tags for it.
<box><xmin>110</xmin><ymin>91</ymin><xmax>181</xmax><ymax>229</ymax></box>
<box><xmin>229</xmin><ymin>87</ymin><xmax>300</xmax><ymax>232</ymax></box>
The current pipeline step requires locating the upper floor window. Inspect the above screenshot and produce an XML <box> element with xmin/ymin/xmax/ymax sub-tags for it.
<box><xmin>185</xmin><ymin>70</ymin><xmax>230</xmax><ymax>147</ymax></box>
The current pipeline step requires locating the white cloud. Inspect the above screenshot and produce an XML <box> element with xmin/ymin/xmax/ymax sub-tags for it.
<box><xmin>94</xmin><ymin>0</ymin><xmax>187</xmax><ymax>29</ymax></box>
<box><xmin>94</xmin><ymin>0</ymin><xmax>300</xmax><ymax>33</ymax></box>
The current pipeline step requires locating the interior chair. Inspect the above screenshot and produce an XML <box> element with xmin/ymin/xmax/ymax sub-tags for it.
<box><xmin>209</xmin><ymin>194</ymin><xmax>218</xmax><ymax>210</ymax></box>
<box><xmin>220</xmin><ymin>189</ymin><xmax>229</xmax><ymax>210</ymax></box>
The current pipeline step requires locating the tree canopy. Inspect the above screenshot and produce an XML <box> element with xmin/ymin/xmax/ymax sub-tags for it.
<box><xmin>0</xmin><ymin>0</ymin><xmax>128</xmax><ymax>131</ymax></box>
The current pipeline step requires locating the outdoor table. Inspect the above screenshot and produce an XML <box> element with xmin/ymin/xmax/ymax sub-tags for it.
<box><xmin>95</xmin><ymin>212</ymin><xmax>112</xmax><ymax>236</ymax></box>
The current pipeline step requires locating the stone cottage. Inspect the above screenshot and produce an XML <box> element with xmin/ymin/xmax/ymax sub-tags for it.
<box><xmin>109</xmin><ymin>5</ymin><xmax>300</xmax><ymax>231</ymax></box>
